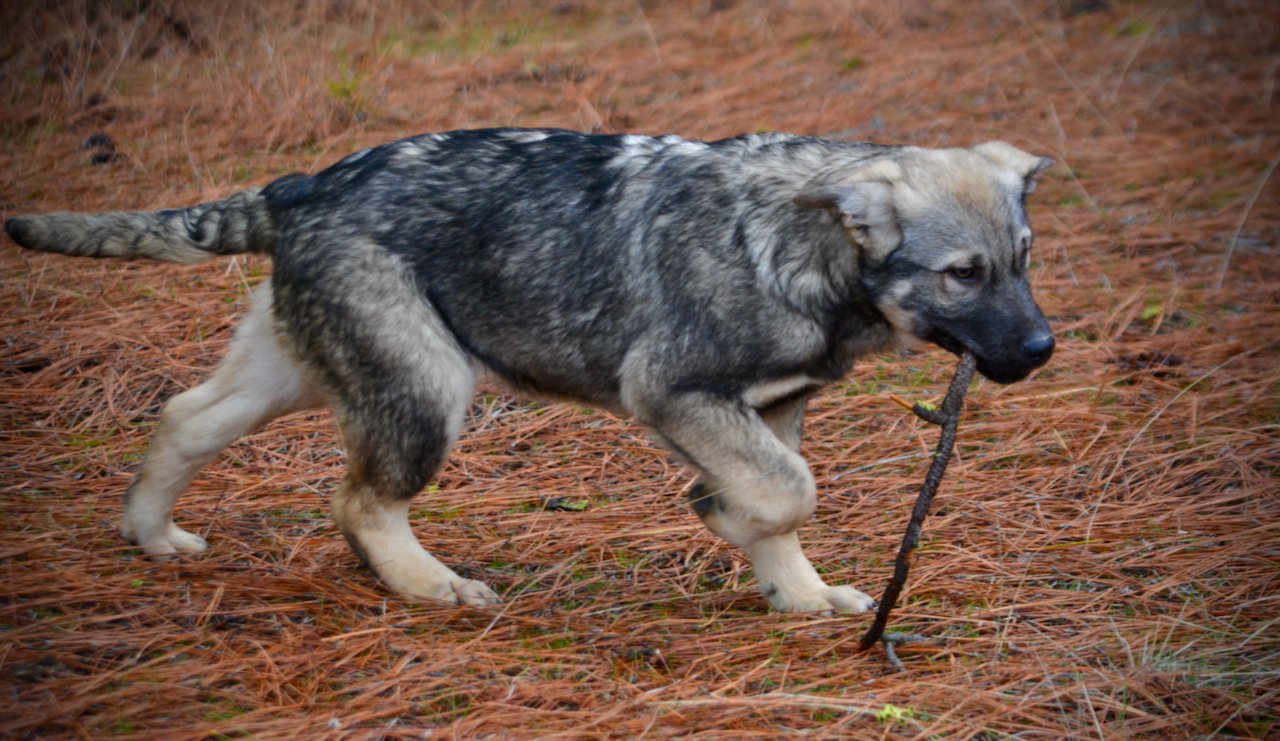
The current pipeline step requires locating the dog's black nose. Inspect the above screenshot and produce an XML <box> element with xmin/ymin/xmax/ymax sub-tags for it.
<box><xmin>1020</xmin><ymin>334</ymin><xmax>1055</xmax><ymax>365</ymax></box>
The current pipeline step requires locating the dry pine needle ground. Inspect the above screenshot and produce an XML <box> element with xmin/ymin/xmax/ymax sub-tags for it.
<box><xmin>1</xmin><ymin>1</ymin><xmax>1277</xmax><ymax>738</ymax></box>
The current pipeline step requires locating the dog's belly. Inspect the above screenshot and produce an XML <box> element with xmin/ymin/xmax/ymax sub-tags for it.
<box><xmin>447</xmin><ymin>309</ymin><xmax>632</xmax><ymax>408</ymax></box>
<box><xmin>742</xmin><ymin>375</ymin><xmax>822</xmax><ymax>409</ymax></box>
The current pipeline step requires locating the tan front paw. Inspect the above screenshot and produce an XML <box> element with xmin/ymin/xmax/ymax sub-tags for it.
<box><xmin>764</xmin><ymin>583</ymin><xmax>877</xmax><ymax>615</ymax></box>
<box><xmin>392</xmin><ymin>575</ymin><xmax>501</xmax><ymax>607</ymax></box>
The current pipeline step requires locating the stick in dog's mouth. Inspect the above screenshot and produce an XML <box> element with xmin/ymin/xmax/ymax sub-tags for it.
<box><xmin>858</xmin><ymin>352</ymin><xmax>977</xmax><ymax>660</ymax></box>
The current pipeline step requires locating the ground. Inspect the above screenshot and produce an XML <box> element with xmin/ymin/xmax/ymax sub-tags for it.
<box><xmin>1</xmin><ymin>1</ymin><xmax>1277</xmax><ymax>738</ymax></box>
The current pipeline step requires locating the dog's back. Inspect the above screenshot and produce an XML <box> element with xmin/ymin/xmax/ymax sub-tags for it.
<box><xmin>256</xmin><ymin>129</ymin><xmax>889</xmax><ymax>406</ymax></box>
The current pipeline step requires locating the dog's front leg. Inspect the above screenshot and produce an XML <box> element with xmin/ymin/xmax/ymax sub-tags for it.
<box><xmin>742</xmin><ymin>530</ymin><xmax>876</xmax><ymax>614</ymax></box>
<box><xmin>751</xmin><ymin>396</ymin><xmax>876</xmax><ymax>614</ymax></box>
<box><xmin>646</xmin><ymin>393</ymin><xmax>875</xmax><ymax>614</ymax></box>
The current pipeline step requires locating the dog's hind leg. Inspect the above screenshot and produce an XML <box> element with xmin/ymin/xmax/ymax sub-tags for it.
<box><xmin>653</xmin><ymin>393</ymin><xmax>875</xmax><ymax>614</ymax></box>
<box><xmin>275</xmin><ymin>245</ymin><xmax>498</xmax><ymax>606</ymax></box>
<box><xmin>331</xmin><ymin>478</ymin><xmax>499</xmax><ymax>605</ymax></box>
<box><xmin>324</xmin><ymin>341</ymin><xmax>498</xmax><ymax>606</ymax></box>
<box><xmin>123</xmin><ymin>283</ymin><xmax>321</xmax><ymax>555</ymax></box>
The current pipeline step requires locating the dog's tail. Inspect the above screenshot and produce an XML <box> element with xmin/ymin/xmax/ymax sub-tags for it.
<box><xmin>5</xmin><ymin>184</ymin><xmax>283</xmax><ymax>264</ymax></box>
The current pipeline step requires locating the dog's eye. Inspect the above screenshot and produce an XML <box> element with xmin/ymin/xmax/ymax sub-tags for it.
<box><xmin>948</xmin><ymin>265</ymin><xmax>978</xmax><ymax>283</ymax></box>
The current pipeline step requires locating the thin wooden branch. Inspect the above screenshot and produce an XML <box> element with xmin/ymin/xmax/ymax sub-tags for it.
<box><xmin>858</xmin><ymin>352</ymin><xmax>977</xmax><ymax>656</ymax></box>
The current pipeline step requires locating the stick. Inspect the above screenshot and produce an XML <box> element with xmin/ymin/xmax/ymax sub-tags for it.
<box><xmin>858</xmin><ymin>352</ymin><xmax>977</xmax><ymax>655</ymax></box>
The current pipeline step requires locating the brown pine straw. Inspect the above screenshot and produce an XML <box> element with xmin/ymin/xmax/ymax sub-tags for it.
<box><xmin>1</xmin><ymin>1</ymin><xmax>1278</xmax><ymax>737</ymax></box>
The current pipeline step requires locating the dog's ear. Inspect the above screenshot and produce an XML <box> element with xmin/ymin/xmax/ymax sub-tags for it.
<box><xmin>972</xmin><ymin>141</ymin><xmax>1055</xmax><ymax>194</ymax></box>
<box><xmin>794</xmin><ymin>159</ymin><xmax>905</xmax><ymax>264</ymax></box>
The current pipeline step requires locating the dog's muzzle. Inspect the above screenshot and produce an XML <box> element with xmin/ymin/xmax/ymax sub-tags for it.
<box><xmin>929</xmin><ymin>327</ymin><xmax>1054</xmax><ymax>385</ymax></box>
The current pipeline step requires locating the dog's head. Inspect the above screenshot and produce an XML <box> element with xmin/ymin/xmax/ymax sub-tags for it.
<box><xmin>796</xmin><ymin>141</ymin><xmax>1055</xmax><ymax>384</ymax></box>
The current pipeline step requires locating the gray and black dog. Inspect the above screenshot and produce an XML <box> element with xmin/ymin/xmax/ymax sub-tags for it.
<box><xmin>6</xmin><ymin>128</ymin><xmax>1055</xmax><ymax>613</ymax></box>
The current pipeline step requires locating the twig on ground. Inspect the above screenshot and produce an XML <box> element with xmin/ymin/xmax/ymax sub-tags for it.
<box><xmin>858</xmin><ymin>353</ymin><xmax>977</xmax><ymax>659</ymax></box>
<box><xmin>879</xmin><ymin>632</ymin><xmax>935</xmax><ymax>672</ymax></box>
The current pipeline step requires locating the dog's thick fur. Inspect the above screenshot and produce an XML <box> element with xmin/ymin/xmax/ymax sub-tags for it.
<box><xmin>7</xmin><ymin>128</ymin><xmax>1054</xmax><ymax>613</ymax></box>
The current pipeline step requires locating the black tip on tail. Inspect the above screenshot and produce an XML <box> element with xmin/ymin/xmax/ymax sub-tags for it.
<box><xmin>5</xmin><ymin>217</ymin><xmax>34</xmax><ymax>249</ymax></box>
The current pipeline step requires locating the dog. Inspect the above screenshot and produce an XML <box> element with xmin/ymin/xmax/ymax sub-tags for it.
<box><xmin>6</xmin><ymin>128</ymin><xmax>1054</xmax><ymax>614</ymax></box>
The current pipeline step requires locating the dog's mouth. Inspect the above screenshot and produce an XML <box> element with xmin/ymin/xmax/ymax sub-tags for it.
<box><xmin>927</xmin><ymin>328</ymin><xmax>967</xmax><ymax>358</ymax></box>
<box><xmin>927</xmin><ymin>329</ymin><xmax>1035</xmax><ymax>385</ymax></box>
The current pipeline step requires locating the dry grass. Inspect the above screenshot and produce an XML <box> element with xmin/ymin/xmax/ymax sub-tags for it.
<box><xmin>1</xmin><ymin>1</ymin><xmax>1277</xmax><ymax>737</ymax></box>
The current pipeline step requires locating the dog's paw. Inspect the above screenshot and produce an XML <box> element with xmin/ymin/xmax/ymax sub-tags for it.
<box><xmin>451</xmin><ymin>579</ymin><xmax>502</xmax><ymax>607</ymax></box>
<box><xmin>816</xmin><ymin>585</ymin><xmax>877</xmax><ymax>614</ymax></box>
<box><xmin>124</xmin><ymin>522</ymin><xmax>209</xmax><ymax>557</ymax></box>
<box><xmin>402</xmin><ymin>577</ymin><xmax>501</xmax><ymax>607</ymax></box>
<box><xmin>766</xmin><ymin>584</ymin><xmax>877</xmax><ymax>615</ymax></box>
